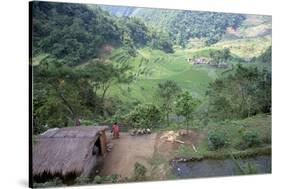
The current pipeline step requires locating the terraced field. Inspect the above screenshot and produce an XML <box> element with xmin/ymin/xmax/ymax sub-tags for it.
<box><xmin>107</xmin><ymin>47</ymin><xmax>226</xmax><ymax>103</ymax></box>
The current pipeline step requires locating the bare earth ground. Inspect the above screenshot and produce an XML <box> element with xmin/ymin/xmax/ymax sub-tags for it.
<box><xmin>99</xmin><ymin>130</ymin><xmax>201</xmax><ymax>180</ymax></box>
<box><xmin>100</xmin><ymin>132</ymin><xmax>157</xmax><ymax>178</ymax></box>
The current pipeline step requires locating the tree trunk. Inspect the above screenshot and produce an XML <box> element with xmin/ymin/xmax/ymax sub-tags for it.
<box><xmin>166</xmin><ymin>112</ymin><xmax>169</xmax><ymax>127</ymax></box>
<box><xmin>101</xmin><ymin>84</ymin><xmax>110</xmax><ymax>103</ymax></box>
<box><xmin>58</xmin><ymin>92</ymin><xmax>75</xmax><ymax>117</ymax></box>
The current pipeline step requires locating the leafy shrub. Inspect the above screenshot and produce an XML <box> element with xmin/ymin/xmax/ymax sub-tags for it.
<box><xmin>124</xmin><ymin>104</ymin><xmax>161</xmax><ymax>128</ymax></box>
<box><xmin>33</xmin><ymin>177</ymin><xmax>64</xmax><ymax>188</ymax></box>
<box><xmin>98</xmin><ymin>173</ymin><xmax>120</xmax><ymax>183</ymax></box>
<box><xmin>208</xmin><ymin>128</ymin><xmax>227</xmax><ymax>150</ymax></box>
<box><xmin>134</xmin><ymin>162</ymin><xmax>147</xmax><ymax>181</ymax></box>
<box><xmin>109</xmin><ymin>173</ymin><xmax>119</xmax><ymax>183</ymax></box>
<box><xmin>241</xmin><ymin>129</ymin><xmax>260</xmax><ymax>148</ymax></box>
<box><xmin>74</xmin><ymin>176</ymin><xmax>91</xmax><ymax>185</ymax></box>
<box><xmin>93</xmin><ymin>175</ymin><xmax>102</xmax><ymax>184</ymax></box>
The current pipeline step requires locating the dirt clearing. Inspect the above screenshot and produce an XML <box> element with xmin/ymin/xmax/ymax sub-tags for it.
<box><xmin>99</xmin><ymin>129</ymin><xmax>201</xmax><ymax>179</ymax></box>
<box><xmin>100</xmin><ymin>132</ymin><xmax>157</xmax><ymax>178</ymax></box>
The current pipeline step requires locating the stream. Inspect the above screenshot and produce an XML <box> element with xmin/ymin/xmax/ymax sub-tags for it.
<box><xmin>170</xmin><ymin>155</ymin><xmax>271</xmax><ymax>178</ymax></box>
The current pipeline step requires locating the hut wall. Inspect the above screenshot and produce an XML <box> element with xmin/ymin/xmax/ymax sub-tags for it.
<box><xmin>81</xmin><ymin>133</ymin><xmax>107</xmax><ymax>177</ymax></box>
<box><xmin>100</xmin><ymin>131</ymin><xmax>107</xmax><ymax>156</ymax></box>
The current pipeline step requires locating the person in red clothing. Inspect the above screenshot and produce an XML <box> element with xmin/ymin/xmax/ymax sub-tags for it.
<box><xmin>112</xmin><ymin>122</ymin><xmax>120</xmax><ymax>139</ymax></box>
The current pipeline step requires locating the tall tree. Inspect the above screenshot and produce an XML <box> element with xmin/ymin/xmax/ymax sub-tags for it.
<box><xmin>156</xmin><ymin>80</ymin><xmax>181</xmax><ymax>127</ymax></box>
<box><xmin>206</xmin><ymin>64</ymin><xmax>271</xmax><ymax>120</ymax></box>
<box><xmin>175</xmin><ymin>91</ymin><xmax>198</xmax><ymax>127</ymax></box>
<box><xmin>210</xmin><ymin>48</ymin><xmax>230</xmax><ymax>65</ymax></box>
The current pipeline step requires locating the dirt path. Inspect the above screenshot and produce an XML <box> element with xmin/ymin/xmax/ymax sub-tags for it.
<box><xmin>99</xmin><ymin>129</ymin><xmax>202</xmax><ymax>179</ymax></box>
<box><xmin>100</xmin><ymin>132</ymin><xmax>157</xmax><ymax>178</ymax></box>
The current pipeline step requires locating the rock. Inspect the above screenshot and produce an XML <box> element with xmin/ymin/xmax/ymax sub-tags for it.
<box><xmin>143</xmin><ymin>129</ymin><xmax>147</xmax><ymax>134</ymax></box>
<box><xmin>130</xmin><ymin>129</ymin><xmax>136</xmax><ymax>136</ymax></box>
<box><xmin>146</xmin><ymin>128</ymin><xmax>151</xmax><ymax>134</ymax></box>
<box><xmin>137</xmin><ymin>129</ymin><xmax>142</xmax><ymax>135</ymax></box>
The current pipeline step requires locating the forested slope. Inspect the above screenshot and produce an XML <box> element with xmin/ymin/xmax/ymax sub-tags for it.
<box><xmin>101</xmin><ymin>5</ymin><xmax>246</xmax><ymax>46</ymax></box>
<box><xmin>32</xmin><ymin>2</ymin><xmax>174</xmax><ymax>66</ymax></box>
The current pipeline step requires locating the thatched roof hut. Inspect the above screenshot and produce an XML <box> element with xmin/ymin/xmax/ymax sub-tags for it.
<box><xmin>33</xmin><ymin>126</ymin><xmax>108</xmax><ymax>179</ymax></box>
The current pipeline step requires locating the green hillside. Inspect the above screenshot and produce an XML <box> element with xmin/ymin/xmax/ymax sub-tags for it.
<box><xmin>106</xmin><ymin>47</ymin><xmax>223</xmax><ymax>103</ymax></box>
<box><xmin>31</xmin><ymin>2</ymin><xmax>272</xmax><ymax>186</ymax></box>
<box><xmin>31</xmin><ymin>1</ymin><xmax>271</xmax><ymax>133</ymax></box>
<box><xmin>100</xmin><ymin>5</ymin><xmax>246</xmax><ymax>46</ymax></box>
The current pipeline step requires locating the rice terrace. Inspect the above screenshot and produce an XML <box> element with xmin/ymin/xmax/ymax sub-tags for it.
<box><xmin>30</xmin><ymin>1</ymin><xmax>272</xmax><ymax>188</ymax></box>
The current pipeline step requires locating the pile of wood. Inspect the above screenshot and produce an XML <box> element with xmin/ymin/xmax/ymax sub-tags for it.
<box><xmin>160</xmin><ymin>130</ymin><xmax>197</xmax><ymax>152</ymax></box>
<box><xmin>178</xmin><ymin>129</ymin><xmax>195</xmax><ymax>136</ymax></box>
<box><xmin>130</xmin><ymin>128</ymin><xmax>151</xmax><ymax>136</ymax></box>
<box><xmin>160</xmin><ymin>131</ymin><xmax>184</xmax><ymax>144</ymax></box>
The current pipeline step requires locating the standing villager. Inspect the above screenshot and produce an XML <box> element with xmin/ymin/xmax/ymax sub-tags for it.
<box><xmin>112</xmin><ymin>122</ymin><xmax>120</xmax><ymax>139</ymax></box>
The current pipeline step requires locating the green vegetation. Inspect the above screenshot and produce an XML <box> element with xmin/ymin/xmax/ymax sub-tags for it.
<box><xmin>148</xmin><ymin>153</ymin><xmax>172</xmax><ymax>181</ymax></box>
<box><xmin>169</xmin><ymin>11</ymin><xmax>245</xmax><ymax>46</ymax></box>
<box><xmin>32</xmin><ymin>2</ymin><xmax>174</xmax><ymax>66</ymax></box>
<box><xmin>206</xmin><ymin>64</ymin><xmax>271</xmax><ymax>120</ymax></box>
<box><xmin>32</xmin><ymin>58</ymin><xmax>132</xmax><ymax>134</ymax></box>
<box><xmin>156</xmin><ymin>80</ymin><xmax>181</xmax><ymax>127</ymax></box>
<box><xmin>32</xmin><ymin>1</ymin><xmax>271</xmax><ymax>186</ymax></box>
<box><xmin>32</xmin><ymin>2</ymin><xmax>121</xmax><ymax>66</ymax></box>
<box><xmin>33</xmin><ymin>178</ymin><xmax>64</xmax><ymax>188</ymax></box>
<box><xmin>72</xmin><ymin>174</ymin><xmax>120</xmax><ymax>185</ymax></box>
<box><xmin>208</xmin><ymin>128</ymin><xmax>228</xmax><ymax>150</ymax></box>
<box><xmin>175</xmin><ymin>114</ymin><xmax>271</xmax><ymax>160</ymax></box>
<box><xmin>213</xmin><ymin>36</ymin><xmax>271</xmax><ymax>59</ymax></box>
<box><xmin>124</xmin><ymin>103</ymin><xmax>161</xmax><ymax>129</ymax></box>
<box><xmin>240</xmin><ymin>129</ymin><xmax>261</xmax><ymax>149</ymax></box>
<box><xmin>175</xmin><ymin>91</ymin><xmax>198</xmax><ymax>127</ymax></box>
<box><xmin>134</xmin><ymin>162</ymin><xmax>147</xmax><ymax>181</ymax></box>
<box><xmin>101</xmin><ymin>5</ymin><xmax>246</xmax><ymax>46</ymax></box>
<box><xmin>209</xmin><ymin>48</ymin><xmax>231</xmax><ymax>64</ymax></box>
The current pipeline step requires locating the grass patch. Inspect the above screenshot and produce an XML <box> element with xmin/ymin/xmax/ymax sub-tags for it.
<box><xmin>174</xmin><ymin>114</ymin><xmax>271</xmax><ymax>161</ymax></box>
<box><xmin>213</xmin><ymin>36</ymin><xmax>271</xmax><ymax>59</ymax></box>
<box><xmin>148</xmin><ymin>153</ymin><xmax>171</xmax><ymax>181</ymax></box>
<box><xmin>149</xmin><ymin>153</ymin><xmax>167</xmax><ymax>167</ymax></box>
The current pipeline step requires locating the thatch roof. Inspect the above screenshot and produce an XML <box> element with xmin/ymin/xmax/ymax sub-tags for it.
<box><xmin>33</xmin><ymin>126</ymin><xmax>108</xmax><ymax>177</ymax></box>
